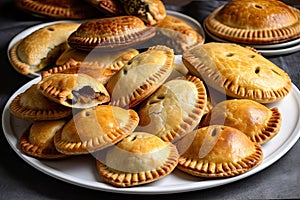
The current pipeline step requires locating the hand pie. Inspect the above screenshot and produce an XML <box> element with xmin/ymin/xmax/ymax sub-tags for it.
<box><xmin>176</xmin><ymin>125</ymin><xmax>263</xmax><ymax>178</ymax></box>
<box><xmin>154</xmin><ymin>14</ymin><xmax>204</xmax><ymax>54</ymax></box>
<box><xmin>20</xmin><ymin>120</ymin><xmax>69</xmax><ymax>159</ymax></box>
<box><xmin>67</xmin><ymin>16</ymin><xmax>156</xmax><ymax>51</ymax></box>
<box><xmin>205</xmin><ymin>0</ymin><xmax>300</xmax><ymax>44</ymax></box>
<box><xmin>9</xmin><ymin>84</ymin><xmax>72</xmax><ymax>121</ymax></box>
<box><xmin>9</xmin><ymin>23</ymin><xmax>80</xmax><ymax>75</ymax></box>
<box><xmin>200</xmin><ymin>99</ymin><xmax>282</xmax><ymax>144</ymax></box>
<box><xmin>96</xmin><ymin>132</ymin><xmax>179</xmax><ymax>187</ymax></box>
<box><xmin>85</xmin><ymin>0</ymin><xmax>126</xmax><ymax>16</ymax></box>
<box><xmin>15</xmin><ymin>0</ymin><xmax>100</xmax><ymax>19</ymax></box>
<box><xmin>182</xmin><ymin>42</ymin><xmax>292</xmax><ymax>103</ymax></box>
<box><xmin>106</xmin><ymin>45</ymin><xmax>174</xmax><ymax>108</ymax></box>
<box><xmin>36</xmin><ymin>73</ymin><xmax>110</xmax><ymax>108</ymax></box>
<box><xmin>54</xmin><ymin>105</ymin><xmax>139</xmax><ymax>155</ymax></box>
<box><xmin>44</xmin><ymin>48</ymin><xmax>139</xmax><ymax>84</ymax></box>
<box><xmin>137</xmin><ymin>75</ymin><xmax>207</xmax><ymax>142</ymax></box>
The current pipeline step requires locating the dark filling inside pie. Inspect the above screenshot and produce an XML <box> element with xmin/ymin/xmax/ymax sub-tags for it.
<box><xmin>68</xmin><ymin>86</ymin><xmax>107</xmax><ymax>105</ymax></box>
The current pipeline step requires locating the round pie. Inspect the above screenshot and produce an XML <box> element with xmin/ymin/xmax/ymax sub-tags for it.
<box><xmin>200</xmin><ymin>99</ymin><xmax>282</xmax><ymax>144</ymax></box>
<box><xmin>137</xmin><ymin>75</ymin><xmax>207</xmax><ymax>142</ymax></box>
<box><xmin>182</xmin><ymin>42</ymin><xmax>292</xmax><ymax>103</ymax></box>
<box><xmin>176</xmin><ymin>125</ymin><xmax>264</xmax><ymax>178</ymax></box>
<box><xmin>96</xmin><ymin>132</ymin><xmax>179</xmax><ymax>187</ymax></box>
<box><xmin>205</xmin><ymin>0</ymin><xmax>300</xmax><ymax>44</ymax></box>
<box><xmin>54</xmin><ymin>105</ymin><xmax>140</xmax><ymax>155</ymax></box>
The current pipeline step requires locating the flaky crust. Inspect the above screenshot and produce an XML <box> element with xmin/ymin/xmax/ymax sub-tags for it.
<box><xmin>106</xmin><ymin>45</ymin><xmax>174</xmax><ymax>108</ymax></box>
<box><xmin>9</xmin><ymin>23</ymin><xmax>80</xmax><ymax>75</ymax></box>
<box><xmin>182</xmin><ymin>42</ymin><xmax>292</xmax><ymax>103</ymax></box>
<box><xmin>176</xmin><ymin>125</ymin><xmax>263</xmax><ymax>178</ymax></box>
<box><xmin>201</xmin><ymin>99</ymin><xmax>282</xmax><ymax>144</ymax></box>
<box><xmin>205</xmin><ymin>0</ymin><xmax>300</xmax><ymax>44</ymax></box>
<box><xmin>137</xmin><ymin>75</ymin><xmax>207</xmax><ymax>142</ymax></box>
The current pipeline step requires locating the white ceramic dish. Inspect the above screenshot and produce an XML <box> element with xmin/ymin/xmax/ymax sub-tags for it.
<box><xmin>2</xmin><ymin>60</ymin><xmax>300</xmax><ymax>194</ymax></box>
<box><xmin>7</xmin><ymin>11</ymin><xmax>205</xmax><ymax>78</ymax></box>
<box><xmin>203</xmin><ymin>23</ymin><xmax>300</xmax><ymax>56</ymax></box>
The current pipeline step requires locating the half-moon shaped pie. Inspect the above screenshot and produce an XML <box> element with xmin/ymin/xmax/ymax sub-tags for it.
<box><xmin>205</xmin><ymin>0</ymin><xmax>300</xmax><ymax>44</ymax></box>
<box><xmin>67</xmin><ymin>16</ymin><xmax>156</xmax><ymax>51</ymax></box>
<box><xmin>9</xmin><ymin>84</ymin><xmax>72</xmax><ymax>121</ymax></box>
<box><xmin>15</xmin><ymin>0</ymin><xmax>100</xmax><ymax>19</ymax></box>
<box><xmin>154</xmin><ymin>14</ymin><xmax>204</xmax><ymax>54</ymax></box>
<box><xmin>54</xmin><ymin>105</ymin><xmax>139</xmax><ymax>155</ymax></box>
<box><xmin>200</xmin><ymin>99</ymin><xmax>282</xmax><ymax>144</ymax></box>
<box><xmin>20</xmin><ymin>119</ymin><xmax>69</xmax><ymax>159</ymax></box>
<box><xmin>44</xmin><ymin>48</ymin><xmax>139</xmax><ymax>84</ymax></box>
<box><xmin>36</xmin><ymin>73</ymin><xmax>110</xmax><ymax>108</ymax></box>
<box><xmin>176</xmin><ymin>125</ymin><xmax>263</xmax><ymax>178</ymax></box>
<box><xmin>137</xmin><ymin>75</ymin><xmax>207</xmax><ymax>142</ymax></box>
<box><xmin>106</xmin><ymin>45</ymin><xmax>174</xmax><ymax>108</ymax></box>
<box><xmin>96</xmin><ymin>132</ymin><xmax>179</xmax><ymax>187</ymax></box>
<box><xmin>9</xmin><ymin>23</ymin><xmax>80</xmax><ymax>75</ymax></box>
<box><xmin>182</xmin><ymin>42</ymin><xmax>292</xmax><ymax>103</ymax></box>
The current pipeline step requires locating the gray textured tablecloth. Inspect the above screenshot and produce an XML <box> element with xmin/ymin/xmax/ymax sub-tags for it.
<box><xmin>0</xmin><ymin>1</ymin><xmax>299</xmax><ymax>199</ymax></box>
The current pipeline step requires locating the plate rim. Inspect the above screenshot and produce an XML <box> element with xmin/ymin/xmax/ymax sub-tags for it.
<box><xmin>203</xmin><ymin>22</ymin><xmax>300</xmax><ymax>56</ymax></box>
<box><xmin>2</xmin><ymin>76</ymin><xmax>300</xmax><ymax>194</ymax></box>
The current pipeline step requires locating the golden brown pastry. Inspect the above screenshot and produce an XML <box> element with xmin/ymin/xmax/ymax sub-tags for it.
<box><xmin>20</xmin><ymin>120</ymin><xmax>69</xmax><ymax>159</ymax></box>
<box><xmin>95</xmin><ymin>132</ymin><xmax>179</xmax><ymax>187</ymax></box>
<box><xmin>85</xmin><ymin>0</ymin><xmax>126</xmax><ymax>16</ymax></box>
<box><xmin>205</xmin><ymin>0</ymin><xmax>300</xmax><ymax>44</ymax></box>
<box><xmin>44</xmin><ymin>48</ymin><xmax>139</xmax><ymax>84</ymax></box>
<box><xmin>120</xmin><ymin>0</ymin><xmax>166</xmax><ymax>26</ymax></box>
<box><xmin>200</xmin><ymin>99</ymin><xmax>282</xmax><ymax>144</ymax></box>
<box><xmin>67</xmin><ymin>16</ymin><xmax>156</xmax><ymax>51</ymax></box>
<box><xmin>15</xmin><ymin>0</ymin><xmax>100</xmax><ymax>19</ymax></box>
<box><xmin>154</xmin><ymin>14</ymin><xmax>204</xmax><ymax>54</ymax></box>
<box><xmin>9</xmin><ymin>84</ymin><xmax>72</xmax><ymax>121</ymax></box>
<box><xmin>54</xmin><ymin>105</ymin><xmax>139</xmax><ymax>155</ymax></box>
<box><xmin>36</xmin><ymin>73</ymin><xmax>110</xmax><ymax>108</ymax></box>
<box><xmin>176</xmin><ymin>125</ymin><xmax>263</xmax><ymax>178</ymax></box>
<box><xmin>182</xmin><ymin>42</ymin><xmax>292</xmax><ymax>103</ymax></box>
<box><xmin>137</xmin><ymin>75</ymin><xmax>207</xmax><ymax>142</ymax></box>
<box><xmin>9</xmin><ymin>23</ymin><xmax>80</xmax><ymax>75</ymax></box>
<box><xmin>106</xmin><ymin>45</ymin><xmax>174</xmax><ymax>108</ymax></box>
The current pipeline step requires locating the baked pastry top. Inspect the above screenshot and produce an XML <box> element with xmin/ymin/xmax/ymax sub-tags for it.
<box><xmin>20</xmin><ymin>119</ymin><xmax>68</xmax><ymax>159</ymax></box>
<box><xmin>67</xmin><ymin>16</ymin><xmax>156</xmax><ymax>51</ymax></box>
<box><xmin>15</xmin><ymin>0</ymin><xmax>100</xmax><ymax>19</ymax></box>
<box><xmin>176</xmin><ymin>125</ymin><xmax>263</xmax><ymax>178</ymax></box>
<box><xmin>54</xmin><ymin>105</ymin><xmax>139</xmax><ymax>155</ymax></box>
<box><xmin>9</xmin><ymin>23</ymin><xmax>80</xmax><ymax>75</ymax></box>
<box><xmin>205</xmin><ymin>0</ymin><xmax>300</xmax><ymax>44</ymax></box>
<box><xmin>182</xmin><ymin>42</ymin><xmax>292</xmax><ymax>103</ymax></box>
<box><xmin>155</xmin><ymin>14</ymin><xmax>204</xmax><ymax>54</ymax></box>
<box><xmin>137</xmin><ymin>75</ymin><xmax>207</xmax><ymax>142</ymax></box>
<box><xmin>44</xmin><ymin>48</ymin><xmax>139</xmax><ymax>84</ymax></box>
<box><xmin>96</xmin><ymin>132</ymin><xmax>179</xmax><ymax>187</ymax></box>
<box><xmin>36</xmin><ymin>73</ymin><xmax>110</xmax><ymax>108</ymax></box>
<box><xmin>106</xmin><ymin>45</ymin><xmax>174</xmax><ymax>108</ymax></box>
<box><xmin>200</xmin><ymin>99</ymin><xmax>282</xmax><ymax>144</ymax></box>
<box><xmin>9</xmin><ymin>84</ymin><xmax>72</xmax><ymax>120</ymax></box>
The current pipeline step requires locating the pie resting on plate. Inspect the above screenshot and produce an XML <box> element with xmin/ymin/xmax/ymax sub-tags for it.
<box><xmin>96</xmin><ymin>132</ymin><xmax>179</xmax><ymax>187</ymax></box>
<box><xmin>176</xmin><ymin>125</ymin><xmax>263</xmax><ymax>178</ymax></box>
<box><xmin>204</xmin><ymin>0</ymin><xmax>300</xmax><ymax>44</ymax></box>
<box><xmin>182</xmin><ymin>42</ymin><xmax>292</xmax><ymax>103</ymax></box>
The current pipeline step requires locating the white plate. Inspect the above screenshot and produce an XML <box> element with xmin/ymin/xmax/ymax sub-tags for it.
<box><xmin>7</xmin><ymin>11</ymin><xmax>205</xmax><ymax>78</ymax></box>
<box><xmin>2</xmin><ymin>67</ymin><xmax>300</xmax><ymax>194</ymax></box>
<box><xmin>203</xmin><ymin>23</ymin><xmax>300</xmax><ymax>56</ymax></box>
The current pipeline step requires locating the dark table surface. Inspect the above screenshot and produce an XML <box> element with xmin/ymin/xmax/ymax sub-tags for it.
<box><xmin>0</xmin><ymin>1</ymin><xmax>299</xmax><ymax>199</ymax></box>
